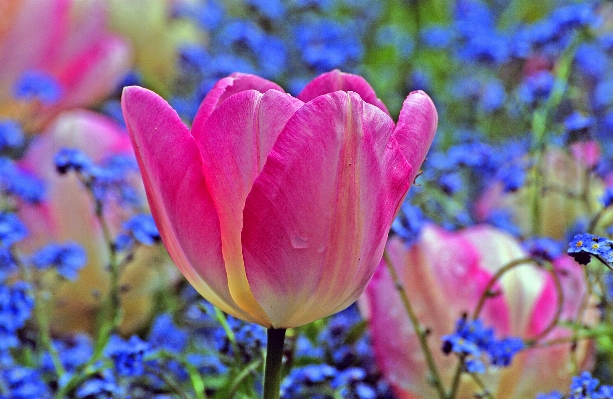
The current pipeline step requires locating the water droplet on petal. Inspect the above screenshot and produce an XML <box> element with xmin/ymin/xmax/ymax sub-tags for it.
<box><xmin>386</xmin><ymin>141</ymin><xmax>394</xmax><ymax>149</ymax></box>
<box><xmin>291</xmin><ymin>235</ymin><xmax>309</xmax><ymax>249</ymax></box>
<box><xmin>317</xmin><ymin>244</ymin><xmax>326</xmax><ymax>253</ymax></box>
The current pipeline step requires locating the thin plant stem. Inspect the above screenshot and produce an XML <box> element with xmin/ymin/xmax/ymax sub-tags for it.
<box><xmin>263</xmin><ymin>328</ymin><xmax>286</xmax><ymax>399</ymax></box>
<box><xmin>382</xmin><ymin>251</ymin><xmax>446</xmax><ymax>398</ymax></box>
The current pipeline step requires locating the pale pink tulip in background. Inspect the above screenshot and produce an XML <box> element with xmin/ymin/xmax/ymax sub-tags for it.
<box><xmin>361</xmin><ymin>224</ymin><xmax>595</xmax><ymax>399</ymax></box>
<box><xmin>0</xmin><ymin>0</ymin><xmax>131</xmax><ymax>130</ymax></box>
<box><xmin>17</xmin><ymin>109</ymin><xmax>177</xmax><ymax>334</ymax></box>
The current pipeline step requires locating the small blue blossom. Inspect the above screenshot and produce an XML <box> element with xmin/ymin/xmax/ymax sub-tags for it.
<box><xmin>105</xmin><ymin>335</ymin><xmax>149</xmax><ymax>377</ymax></box>
<box><xmin>519</xmin><ymin>71</ymin><xmax>555</xmax><ymax>106</ymax></box>
<box><xmin>13</xmin><ymin>70</ymin><xmax>63</xmax><ymax>105</ymax></box>
<box><xmin>421</xmin><ymin>25</ymin><xmax>454</xmax><ymax>49</ymax></box>
<box><xmin>54</xmin><ymin>148</ymin><xmax>93</xmax><ymax>175</ymax></box>
<box><xmin>294</xmin><ymin>18</ymin><xmax>364</xmax><ymax>72</ymax></box>
<box><xmin>0</xmin><ymin>120</ymin><xmax>24</xmax><ymax>151</ymax></box>
<box><xmin>42</xmin><ymin>335</ymin><xmax>92</xmax><ymax>373</ymax></box>
<box><xmin>0</xmin><ymin>212</ymin><xmax>27</xmax><ymax>248</ymax></box>
<box><xmin>0</xmin><ymin>158</ymin><xmax>45</xmax><ymax>202</ymax></box>
<box><xmin>487</xmin><ymin>337</ymin><xmax>524</xmax><ymax>367</ymax></box>
<box><xmin>570</xmin><ymin>371</ymin><xmax>599</xmax><ymax>397</ymax></box>
<box><xmin>465</xmin><ymin>358</ymin><xmax>486</xmax><ymax>374</ymax></box>
<box><xmin>438</xmin><ymin>172</ymin><xmax>463</xmax><ymax>196</ymax></box>
<box><xmin>0</xmin><ymin>282</ymin><xmax>34</xmax><ymax>349</ymax></box>
<box><xmin>565</xmin><ymin>112</ymin><xmax>594</xmax><ymax>134</ymax></box>
<box><xmin>442</xmin><ymin>316</ymin><xmax>524</xmax><ymax>371</ymax></box>
<box><xmin>1</xmin><ymin>366</ymin><xmax>52</xmax><ymax>399</ymax></box>
<box><xmin>88</xmin><ymin>155</ymin><xmax>141</xmax><ymax>206</ymax></box>
<box><xmin>115</xmin><ymin>214</ymin><xmax>161</xmax><ymax>251</ymax></box>
<box><xmin>575</xmin><ymin>43</ymin><xmax>608</xmax><ymax>80</ymax></box>
<box><xmin>496</xmin><ymin>163</ymin><xmax>526</xmax><ymax>193</ymax></box>
<box><xmin>148</xmin><ymin>313</ymin><xmax>188</xmax><ymax>352</ymax></box>
<box><xmin>281</xmin><ymin>364</ymin><xmax>338</xmax><ymax>398</ymax></box>
<box><xmin>391</xmin><ymin>202</ymin><xmax>426</xmax><ymax>246</ymax></box>
<box><xmin>31</xmin><ymin>242</ymin><xmax>87</xmax><ymax>281</ymax></box>
<box><xmin>536</xmin><ymin>391</ymin><xmax>564</xmax><ymax>399</ymax></box>
<box><xmin>602</xmin><ymin>187</ymin><xmax>613</xmax><ymax>208</ymax></box>
<box><xmin>75</xmin><ymin>369</ymin><xmax>125</xmax><ymax>399</ymax></box>
<box><xmin>568</xmin><ymin>233</ymin><xmax>613</xmax><ymax>266</ymax></box>
<box><xmin>485</xmin><ymin>209</ymin><xmax>521</xmax><ymax>237</ymax></box>
<box><xmin>523</xmin><ymin>237</ymin><xmax>562</xmax><ymax>262</ymax></box>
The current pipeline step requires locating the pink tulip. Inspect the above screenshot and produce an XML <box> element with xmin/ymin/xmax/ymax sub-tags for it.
<box><xmin>0</xmin><ymin>0</ymin><xmax>131</xmax><ymax>130</ymax></box>
<box><xmin>361</xmin><ymin>224</ymin><xmax>595</xmax><ymax>399</ymax></box>
<box><xmin>121</xmin><ymin>70</ymin><xmax>437</xmax><ymax>328</ymax></box>
<box><xmin>17</xmin><ymin>109</ymin><xmax>177</xmax><ymax>335</ymax></box>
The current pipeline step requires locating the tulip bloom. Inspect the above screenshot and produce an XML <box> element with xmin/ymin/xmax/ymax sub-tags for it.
<box><xmin>476</xmin><ymin>147</ymin><xmax>605</xmax><ymax>239</ymax></box>
<box><xmin>0</xmin><ymin>0</ymin><xmax>131</xmax><ymax>130</ymax></box>
<box><xmin>121</xmin><ymin>70</ymin><xmax>437</xmax><ymax>328</ymax></box>
<box><xmin>361</xmin><ymin>224</ymin><xmax>595</xmax><ymax>399</ymax></box>
<box><xmin>17</xmin><ymin>110</ymin><xmax>178</xmax><ymax>334</ymax></box>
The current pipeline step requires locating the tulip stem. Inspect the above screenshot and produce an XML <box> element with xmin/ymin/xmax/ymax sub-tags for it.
<box><xmin>382</xmin><ymin>251</ymin><xmax>446</xmax><ymax>399</ymax></box>
<box><xmin>263</xmin><ymin>328</ymin><xmax>286</xmax><ymax>399</ymax></box>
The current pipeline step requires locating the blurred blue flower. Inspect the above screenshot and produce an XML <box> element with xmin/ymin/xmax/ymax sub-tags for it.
<box><xmin>115</xmin><ymin>214</ymin><xmax>160</xmax><ymax>251</ymax></box>
<box><xmin>148</xmin><ymin>313</ymin><xmax>188</xmax><ymax>352</ymax></box>
<box><xmin>421</xmin><ymin>25</ymin><xmax>454</xmax><ymax>49</ymax></box>
<box><xmin>0</xmin><ymin>212</ymin><xmax>27</xmax><ymax>248</ymax></box>
<box><xmin>54</xmin><ymin>148</ymin><xmax>93</xmax><ymax>175</ymax></box>
<box><xmin>1</xmin><ymin>366</ymin><xmax>51</xmax><ymax>399</ymax></box>
<box><xmin>0</xmin><ymin>158</ymin><xmax>45</xmax><ymax>203</ymax></box>
<box><xmin>13</xmin><ymin>70</ymin><xmax>63</xmax><ymax>105</ymax></box>
<box><xmin>105</xmin><ymin>335</ymin><xmax>150</xmax><ymax>377</ymax></box>
<box><xmin>31</xmin><ymin>242</ymin><xmax>87</xmax><ymax>281</ymax></box>
<box><xmin>575</xmin><ymin>43</ymin><xmax>608</xmax><ymax>80</ymax></box>
<box><xmin>294</xmin><ymin>17</ymin><xmax>363</xmax><ymax>72</ymax></box>
<box><xmin>0</xmin><ymin>282</ymin><xmax>34</xmax><ymax>349</ymax></box>
<box><xmin>75</xmin><ymin>369</ymin><xmax>125</xmax><ymax>399</ymax></box>
<box><xmin>523</xmin><ymin>237</ymin><xmax>562</xmax><ymax>262</ymax></box>
<box><xmin>0</xmin><ymin>120</ymin><xmax>24</xmax><ymax>151</ymax></box>
<box><xmin>519</xmin><ymin>71</ymin><xmax>555</xmax><ymax>106</ymax></box>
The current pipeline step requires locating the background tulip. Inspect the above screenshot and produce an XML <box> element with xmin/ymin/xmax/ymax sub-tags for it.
<box><xmin>121</xmin><ymin>70</ymin><xmax>437</xmax><ymax>329</ymax></box>
<box><xmin>476</xmin><ymin>147</ymin><xmax>607</xmax><ymax>240</ymax></box>
<box><xmin>106</xmin><ymin>0</ymin><xmax>204</xmax><ymax>96</ymax></box>
<box><xmin>17</xmin><ymin>110</ymin><xmax>178</xmax><ymax>335</ymax></box>
<box><xmin>361</xmin><ymin>224</ymin><xmax>596</xmax><ymax>399</ymax></box>
<box><xmin>0</xmin><ymin>0</ymin><xmax>131</xmax><ymax>131</ymax></box>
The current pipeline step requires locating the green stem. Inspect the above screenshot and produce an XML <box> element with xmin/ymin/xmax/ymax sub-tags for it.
<box><xmin>263</xmin><ymin>328</ymin><xmax>286</xmax><ymax>399</ymax></box>
<box><xmin>382</xmin><ymin>252</ymin><xmax>446</xmax><ymax>398</ymax></box>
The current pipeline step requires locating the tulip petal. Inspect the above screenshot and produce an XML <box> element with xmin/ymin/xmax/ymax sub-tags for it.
<box><xmin>297</xmin><ymin>69</ymin><xmax>390</xmax><ymax>115</ymax></box>
<box><xmin>191</xmin><ymin>72</ymin><xmax>284</xmax><ymax>143</ymax></box>
<box><xmin>393</xmin><ymin>91</ymin><xmax>438</xmax><ymax>185</ymax></box>
<box><xmin>460</xmin><ymin>226</ymin><xmax>546</xmax><ymax>335</ymax></box>
<box><xmin>121</xmin><ymin>86</ymin><xmax>258</xmax><ymax>323</ymax></box>
<box><xmin>54</xmin><ymin>36</ymin><xmax>131</xmax><ymax>110</ymax></box>
<box><xmin>242</xmin><ymin>92</ymin><xmax>411</xmax><ymax>328</ymax></box>
<box><xmin>197</xmin><ymin>89</ymin><xmax>303</xmax><ymax>326</ymax></box>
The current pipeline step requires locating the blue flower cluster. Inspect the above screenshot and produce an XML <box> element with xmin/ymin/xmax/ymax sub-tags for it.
<box><xmin>537</xmin><ymin>371</ymin><xmax>613</xmax><ymax>399</ymax></box>
<box><xmin>280</xmin><ymin>305</ymin><xmax>393</xmax><ymax>398</ymax></box>
<box><xmin>31</xmin><ymin>242</ymin><xmax>87</xmax><ymax>281</ymax></box>
<box><xmin>442</xmin><ymin>317</ymin><xmax>524</xmax><ymax>373</ymax></box>
<box><xmin>568</xmin><ymin>233</ymin><xmax>613</xmax><ymax>267</ymax></box>
<box><xmin>114</xmin><ymin>214</ymin><xmax>161</xmax><ymax>252</ymax></box>
<box><xmin>13</xmin><ymin>70</ymin><xmax>63</xmax><ymax>106</ymax></box>
<box><xmin>54</xmin><ymin>148</ymin><xmax>141</xmax><ymax>206</ymax></box>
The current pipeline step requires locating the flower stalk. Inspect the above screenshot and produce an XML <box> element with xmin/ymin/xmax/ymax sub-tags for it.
<box><xmin>263</xmin><ymin>328</ymin><xmax>286</xmax><ymax>399</ymax></box>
